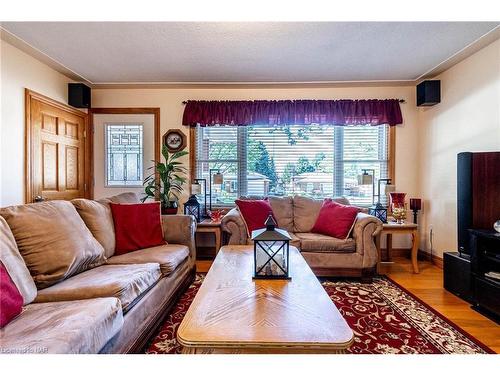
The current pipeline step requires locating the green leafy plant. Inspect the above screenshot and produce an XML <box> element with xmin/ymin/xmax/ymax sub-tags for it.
<box><xmin>142</xmin><ymin>145</ymin><xmax>188</xmax><ymax>207</ymax></box>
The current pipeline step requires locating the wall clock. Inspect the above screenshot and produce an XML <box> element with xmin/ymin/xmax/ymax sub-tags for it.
<box><xmin>163</xmin><ymin>129</ymin><xmax>187</xmax><ymax>152</ymax></box>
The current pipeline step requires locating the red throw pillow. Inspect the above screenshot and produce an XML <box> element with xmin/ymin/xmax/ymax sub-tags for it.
<box><xmin>110</xmin><ymin>202</ymin><xmax>166</xmax><ymax>255</ymax></box>
<box><xmin>311</xmin><ymin>199</ymin><xmax>359</xmax><ymax>239</ymax></box>
<box><xmin>0</xmin><ymin>262</ymin><xmax>23</xmax><ymax>328</ymax></box>
<box><xmin>235</xmin><ymin>199</ymin><xmax>276</xmax><ymax>237</ymax></box>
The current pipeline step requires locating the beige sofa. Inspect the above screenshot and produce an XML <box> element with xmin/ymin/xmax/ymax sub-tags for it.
<box><xmin>222</xmin><ymin>195</ymin><xmax>382</xmax><ymax>281</ymax></box>
<box><xmin>0</xmin><ymin>193</ymin><xmax>196</xmax><ymax>354</ymax></box>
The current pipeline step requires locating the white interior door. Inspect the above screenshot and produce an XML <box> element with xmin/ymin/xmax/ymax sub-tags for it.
<box><xmin>93</xmin><ymin>114</ymin><xmax>155</xmax><ymax>200</ymax></box>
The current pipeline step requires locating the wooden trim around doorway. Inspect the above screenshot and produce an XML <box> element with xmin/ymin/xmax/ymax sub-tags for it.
<box><xmin>24</xmin><ymin>89</ymin><xmax>91</xmax><ymax>203</ymax></box>
<box><xmin>89</xmin><ymin>107</ymin><xmax>160</xmax><ymax>199</ymax></box>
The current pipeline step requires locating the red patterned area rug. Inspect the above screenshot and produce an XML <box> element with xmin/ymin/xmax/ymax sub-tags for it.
<box><xmin>146</xmin><ymin>274</ymin><xmax>493</xmax><ymax>354</ymax></box>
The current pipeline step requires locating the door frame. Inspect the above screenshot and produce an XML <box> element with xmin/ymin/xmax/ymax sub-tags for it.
<box><xmin>89</xmin><ymin>108</ymin><xmax>160</xmax><ymax>199</ymax></box>
<box><xmin>24</xmin><ymin>89</ymin><xmax>91</xmax><ymax>203</ymax></box>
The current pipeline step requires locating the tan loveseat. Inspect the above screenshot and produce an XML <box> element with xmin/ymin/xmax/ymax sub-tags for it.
<box><xmin>222</xmin><ymin>195</ymin><xmax>382</xmax><ymax>281</ymax></box>
<box><xmin>0</xmin><ymin>193</ymin><xmax>196</xmax><ymax>354</ymax></box>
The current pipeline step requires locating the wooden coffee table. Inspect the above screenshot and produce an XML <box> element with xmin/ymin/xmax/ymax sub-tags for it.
<box><xmin>177</xmin><ymin>245</ymin><xmax>354</xmax><ymax>354</ymax></box>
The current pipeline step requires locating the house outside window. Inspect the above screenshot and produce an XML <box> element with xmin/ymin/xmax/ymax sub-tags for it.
<box><xmin>194</xmin><ymin>124</ymin><xmax>392</xmax><ymax>207</ymax></box>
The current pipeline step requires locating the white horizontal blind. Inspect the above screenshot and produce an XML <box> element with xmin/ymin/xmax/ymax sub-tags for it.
<box><xmin>195</xmin><ymin>124</ymin><xmax>390</xmax><ymax>207</ymax></box>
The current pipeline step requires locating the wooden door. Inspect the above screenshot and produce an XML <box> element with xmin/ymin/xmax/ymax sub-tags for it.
<box><xmin>25</xmin><ymin>89</ymin><xmax>90</xmax><ymax>203</ymax></box>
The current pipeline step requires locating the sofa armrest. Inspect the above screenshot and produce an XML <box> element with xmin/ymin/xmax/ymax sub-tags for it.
<box><xmin>221</xmin><ymin>207</ymin><xmax>248</xmax><ymax>245</ymax></box>
<box><xmin>161</xmin><ymin>215</ymin><xmax>197</xmax><ymax>259</ymax></box>
<box><xmin>352</xmin><ymin>212</ymin><xmax>383</xmax><ymax>268</ymax></box>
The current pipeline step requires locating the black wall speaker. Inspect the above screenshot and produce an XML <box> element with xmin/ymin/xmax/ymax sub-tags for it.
<box><xmin>68</xmin><ymin>83</ymin><xmax>91</xmax><ymax>108</ymax></box>
<box><xmin>416</xmin><ymin>80</ymin><xmax>440</xmax><ymax>107</ymax></box>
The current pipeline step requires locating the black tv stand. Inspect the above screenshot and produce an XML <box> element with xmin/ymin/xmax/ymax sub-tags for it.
<box><xmin>469</xmin><ymin>229</ymin><xmax>500</xmax><ymax>320</ymax></box>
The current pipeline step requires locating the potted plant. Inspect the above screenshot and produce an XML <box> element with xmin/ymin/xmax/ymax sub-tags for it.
<box><xmin>142</xmin><ymin>145</ymin><xmax>188</xmax><ymax>215</ymax></box>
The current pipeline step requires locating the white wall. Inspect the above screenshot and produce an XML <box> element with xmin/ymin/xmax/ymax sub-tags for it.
<box><xmin>417</xmin><ymin>38</ymin><xmax>500</xmax><ymax>258</ymax></box>
<box><xmin>0</xmin><ymin>40</ymin><xmax>72</xmax><ymax>206</ymax></box>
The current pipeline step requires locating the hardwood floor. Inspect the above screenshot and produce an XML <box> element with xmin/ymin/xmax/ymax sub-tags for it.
<box><xmin>195</xmin><ymin>256</ymin><xmax>500</xmax><ymax>353</ymax></box>
<box><xmin>379</xmin><ymin>257</ymin><xmax>500</xmax><ymax>353</ymax></box>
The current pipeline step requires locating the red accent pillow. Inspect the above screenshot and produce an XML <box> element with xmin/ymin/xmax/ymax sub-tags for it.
<box><xmin>311</xmin><ymin>199</ymin><xmax>359</xmax><ymax>239</ymax></box>
<box><xmin>0</xmin><ymin>262</ymin><xmax>23</xmax><ymax>328</ymax></box>
<box><xmin>110</xmin><ymin>202</ymin><xmax>166</xmax><ymax>255</ymax></box>
<box><xmin>235</xmin><ymin>199</ymin><xmax>275</xmax><ymax>237</ymax></box>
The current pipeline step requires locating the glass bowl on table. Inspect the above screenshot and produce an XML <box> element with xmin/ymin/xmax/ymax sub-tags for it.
<box><xmin>390</xmin><ymin>192</ymin><xmax>407</xmax><ymax>224</ymax></box>
<box><xmin>207</xmin><ymin>209</ymin><xmax>224</xmax><ymax>223</ymax></box>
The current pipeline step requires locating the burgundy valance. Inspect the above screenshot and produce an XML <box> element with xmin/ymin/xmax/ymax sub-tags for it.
<box><xmin>182</xmin><ymin>99</ymin><xmax>403</xmax><ymax>127</ymax></box>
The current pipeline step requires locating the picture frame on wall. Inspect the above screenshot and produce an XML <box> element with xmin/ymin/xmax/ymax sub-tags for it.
<box><xmin>163</xmin><ymin>129</ymin><xmax>187</xmax><ymax>152</ymax></box>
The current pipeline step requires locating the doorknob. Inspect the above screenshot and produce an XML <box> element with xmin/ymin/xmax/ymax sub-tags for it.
<box><xmin>34</xmin><ymin>195</ymin><xmax>45</xmax><ymax>203</ymax></box>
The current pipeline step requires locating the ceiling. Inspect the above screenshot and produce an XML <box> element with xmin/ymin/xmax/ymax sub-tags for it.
<box><xmin>1</xmin><ymin>22</ymin><xmax>499</xmax><ymax>84</ymax></box>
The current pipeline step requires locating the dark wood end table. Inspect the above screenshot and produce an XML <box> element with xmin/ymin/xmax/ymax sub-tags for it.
<box><xmin>195</xmin><ymin>219</ymin><xmax>222</xmax><ymax>256</ymax></box>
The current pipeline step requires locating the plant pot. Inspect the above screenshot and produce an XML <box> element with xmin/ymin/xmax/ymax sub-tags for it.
<box><xmin>161</xmin><ymin>201</ymin><xmax>178</xmax><ymax>215</ymax></box>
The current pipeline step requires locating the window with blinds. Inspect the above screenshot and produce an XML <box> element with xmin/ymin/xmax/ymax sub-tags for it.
<box><xmin>195</xmin><ymin>124</ymin><xmax>390</xmax><ymax>207</ymax></box>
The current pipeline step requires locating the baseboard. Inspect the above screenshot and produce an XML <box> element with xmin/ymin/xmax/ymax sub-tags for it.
<box><xmin>419</xmin><ymin>250</ymin><xmax>444</xmax><ymax>269</ymax></box>
<box><xmin>381</xmin><ymin>247</ymin><xmax>443</xmax><ymax>269</ymax></box>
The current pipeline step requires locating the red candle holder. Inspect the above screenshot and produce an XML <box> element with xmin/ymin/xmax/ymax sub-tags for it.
<box><xmin>410</xmin><ymin>198</ymin><xmax>422</xmax><ymax>224</ymax></box>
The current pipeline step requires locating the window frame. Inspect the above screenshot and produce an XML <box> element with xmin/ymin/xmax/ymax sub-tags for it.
<box><xmin>104</xmin><ymin>122</ymin><xmax>145</xmax><ymax>188</ymax></box>
<box><xmin>189</xmin><ymin>125</ymin><xmax>396</xmax><ymax>207</ymax></box>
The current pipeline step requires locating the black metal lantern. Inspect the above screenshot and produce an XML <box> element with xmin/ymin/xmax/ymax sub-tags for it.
<box><xmin>369</xmin><ymin>202</ymin><xmax>388</xmax><ymax>223</ymax></box>
<box><xmin>252</xmin><ymin>215</ymin><xmax>291</xmax><ymax>280</ymax></box>
<box><xmin>184</xmin><ymin>194</ymin><xmax>201</xmax><ymax>222</ymax></box>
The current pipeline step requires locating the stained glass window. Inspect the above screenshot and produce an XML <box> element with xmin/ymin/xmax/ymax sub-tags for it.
<box><xmin>105</xmin><ymin>124</ymin><xmax>144</xmax><ymax>186</ymax></box>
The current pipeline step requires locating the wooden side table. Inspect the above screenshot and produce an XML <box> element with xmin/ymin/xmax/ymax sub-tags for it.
<box><xmin>376</xmin><ymin>222</ymin><xmax>419</xmax><ymax>274</ymax></box>
<box><xmin>196</xmin><ymin>219</ymin><xmax>222</xmax><ymax>256</ymax></box>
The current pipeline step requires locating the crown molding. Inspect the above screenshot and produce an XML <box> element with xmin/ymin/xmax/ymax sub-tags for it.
<box><xmin>90</xmin><ymin>80</ymin><xmax>416</xmax><ymax>89</ymax></box>
<box><xmin>0</xmin><ymin>27</ymin><xmax>92</xmax><ymax>84</ymax></box>
<box><xmin>416</xmin><ymin>25</ymin><xmax>500</xmax><ymax>82</ymax></box>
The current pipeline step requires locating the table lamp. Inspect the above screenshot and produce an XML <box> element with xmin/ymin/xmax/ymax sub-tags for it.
<box><xmin>209</xmin><ymin>169</ymin><xmax>224</xmax><ymax>211</ymax></box>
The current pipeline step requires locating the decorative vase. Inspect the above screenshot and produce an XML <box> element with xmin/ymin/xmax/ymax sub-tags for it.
<box><xmin>390</xmin><ymin>192</ymin><xmax>407</xmax><ymax>224</ymax></box>
<box><xmin>161</xmin><ymin>201</ymin><xmax>178</xmax><ymax>215</ymax></box>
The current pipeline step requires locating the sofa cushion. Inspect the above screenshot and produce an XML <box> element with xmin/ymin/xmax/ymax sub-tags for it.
<box><xmin>0</xmin><ymin>217</ymin><xmax>37</xmax><ymax>304</ymax></box>
<box><xmin>295</xmin><ymin>233</ymin><xmax>356</xmax><ymax>253</ymax></box>
<box><xmin>110</xmin><ymin>202</ymin><xmax>166</xmax><ymax>254</ymax></box>
<box><xmin>0</xmin><ymin>298</ymin><xmax>123</xmax><ymax>354</ymax></box>
<box><xmin>0</xmin><ymin>263</ymin><xmax>23</xmax><ymax>328</ymax></box>
<box><xmin>106</xmin><ymin>244</ymin><xmax>189</xmax><ymax>276</ymax></box>
<box><xmin>293</xmin><ymin>196</ymin><xmax>323</xmax><ymax>233</ymax></box>
<box><xmin>235</xmin><ymin>198</ymin><xmax>275</xmax><ymax>237</ymax></box>
<box><xmin>72</xmin><ymin>199</ymin><xmax>116</xmax><ymax>258</ymax></box>
<box><xmin>268</xmin><ymin>196</ymin><xmax>294</xmax><ymax>232</ymax></box>
<box><xmin>0</xmin><ymin>201</ymin><xmax>106</xmax><ymax>289</ymax></box>
<box><xmin>105</xmin><ymin>192</ymin><xmax>140</xmax><ymax>204</ymax></box>
<box><xmin>311</xmin><ymin>199</ymin><xmax>359</xmax><ymax>239</ymax></box>
<box><xmin>245</xmin><ymin>233</ymin><xmax>301</xmax><ymax>250</ymax></box>
<box><xmin>35</xmin><ymin>264</ymin><xmax>161</xmax><ymax>311</ymax></box>
<box><xmin>289</xmin><ymin>233</ymin><xmax>301</xmax><ymax>250</ymax></box>
<box><xmin>293</xmin><ymin>195</ymin><xmax>350</xmax><ymax>233</ymax></box>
